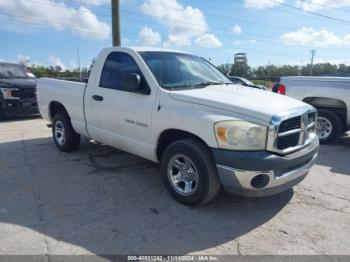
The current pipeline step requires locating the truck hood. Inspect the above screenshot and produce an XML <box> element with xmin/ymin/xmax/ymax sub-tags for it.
<box><xmin>0</xmin><ymin>78</ymin><xmax>37</xmax><ymax>88</ymax></box>
<box><xmin>169</xmin><ymin>84</ymin><xmax>311</xmax><ymax>122</ymax></box>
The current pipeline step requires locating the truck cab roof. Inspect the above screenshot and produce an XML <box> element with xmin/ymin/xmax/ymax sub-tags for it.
<box><xmin>100</xmin><ymin>46</ymin><xmax>191</xmax><ymax>55</ymax></box>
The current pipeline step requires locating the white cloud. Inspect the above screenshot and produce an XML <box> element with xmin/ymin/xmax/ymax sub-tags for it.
<box><xmin>49</xmin><ymin>55</ymin><xmax>66</xmax><ymax>70</ymax></box>
<box><xmin>194</xmin><ymin>34</ymin><xmax>222</xmax><ymax>48</ymax></box>
<box><xmin>233</xmin><ymin>40</ymin><xmax>243</xmax><ymax>45</ymax></box>
<box><xmin>138</xmin><ymin>27</ymin><xmax>161</xmax><ymax>46</ymax></box>
<box><xmin>0</xmin><ymin>0</ymin><xmax>110</xmax><ymax>40</ymax></box>
<box><xmin>249</xmin><ymin>39</ymin><xmax>257</xmax><ymax>44</ymax></box>
<box><xmin>73</xmin><ymin>0</ymin><xmax>129</xmax><ymax>5</ymax></box>
<box><xmin>81</xmin><ymin>0</ymin><xmax>109</xmax><ymax>4</ymax></box>
<box><xmin>281</xmin><ymin>27</ymin><xmax>350</xmax><ymax>47</ymax></box>
<box><xmin>343</xmin><ymin>34</ymin><xmax>350</xmax><ymax>45</ymax></box>
<box><xmin>232</xmin><ymin>25</ymin><xmax>242</xmax><ymax>34</ymax></box>
<box><xmin>244</xmin><ymin>0</ymin><xmax>284</xmax><ymax>9</ymax></box>
<box><xmin>140</xmin><ymin>0</ymin><xmax>221</xmax><ymax>47</ymax></box>
<box><xmin>297</xmin><ymin>0</ymin><xmax>350</xmax><ymax>11</ymax></box>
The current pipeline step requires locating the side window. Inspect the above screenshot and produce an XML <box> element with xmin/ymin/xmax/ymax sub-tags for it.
<box><xmin>99</xmin><ymin>52</ymin><xmax>149</xmax><ymax>93</ymax></box>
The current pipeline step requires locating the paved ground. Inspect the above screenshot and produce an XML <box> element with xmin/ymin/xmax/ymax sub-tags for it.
<box><xmin>0</xmin><ymin>117</ymin><xmax>349</xmax><ymax>256</ymax></box>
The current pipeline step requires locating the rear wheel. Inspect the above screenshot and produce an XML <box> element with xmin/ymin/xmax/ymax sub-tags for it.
<box><xmin>160</xmin><ymin>139</ymin><xmax>221</xmax><ymax>206</ymax></box>
<box><xmin>317</xmin><ymin>109</ymin><xmax>342</xmax><ymax>144</ymax></box>
<box><xmin>52</xmin><ymin>113</ymin><xmax>80</xmax><ymax>152</ymax></box>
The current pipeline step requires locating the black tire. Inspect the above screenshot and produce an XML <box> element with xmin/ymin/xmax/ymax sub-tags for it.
<box><xmin>52</xmin><ymin>113</ymin><xmax>80</xmax><ymax>152</ymax></box>
<box><xmin>160</xmin><ymin>139</ymin><xmax>221</xmax><ymax>206</ymax></box>
<box><xmin>317</xmin><ymin>109</ymin><xmax>342</xmax><ymax>144</ymax></box>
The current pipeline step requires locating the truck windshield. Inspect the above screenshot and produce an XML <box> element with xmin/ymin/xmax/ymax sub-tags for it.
<box><xmin>139</xmin><ymin>52</ymin><xmax>231</xmax><ymax>90</ymax></box>
<box><xmin>0</xmin><ymin>64</ymin><xmax>33</xmax><ymax>79</ymax></box>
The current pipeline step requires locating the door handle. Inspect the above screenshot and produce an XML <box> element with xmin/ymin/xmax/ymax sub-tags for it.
<box><xmin>92</xmin><ymin>95</ymin><xmax>103</xmax><ymax>101</ymax></box>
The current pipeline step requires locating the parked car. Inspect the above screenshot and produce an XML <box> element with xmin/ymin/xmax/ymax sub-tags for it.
<box><xmin>37</xmin><ymin>47</ymin><xmax>319</xmax><ymax>205</ymax></box>
<box><xmin>0</xmin><ymin>62</ymin><xmax>38</xmax><ymax>119</ymax></box>
<box><xmin>273</xmin><ymin>76</ymin><xmax>350</xmax><ymax>144</ymax></box>
<box><xmin>228</xmin><ymin>76</ymin><xmax>266</xmax><ymax>90</ymax></box>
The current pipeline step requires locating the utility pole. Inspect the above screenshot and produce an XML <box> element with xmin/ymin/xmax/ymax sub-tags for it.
<box><xmin>76</xmin><ymin>46</ymin><xmax>82</xmax><ymax>82</ymax></box>
<box><xmin>310</xmin><ymin>49</ymin><xmax>316</xmax><ymax>76</ymax></box>
<box><xmin>111</xmin><ymin>0</ymin><xmax>121</xmax><ymax>46</ymax></box>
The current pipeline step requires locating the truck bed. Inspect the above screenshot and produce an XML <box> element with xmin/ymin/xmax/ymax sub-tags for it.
<box><xmin>37</xmin><ymin>78</ymin><xmax>88</xmax><ymax>136</ymax></box>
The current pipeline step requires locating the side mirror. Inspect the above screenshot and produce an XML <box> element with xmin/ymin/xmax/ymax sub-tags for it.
<box><xmin>122</xmin><ymin>73</ymin><xmax>141</xmax><ymax>92</ymax></box>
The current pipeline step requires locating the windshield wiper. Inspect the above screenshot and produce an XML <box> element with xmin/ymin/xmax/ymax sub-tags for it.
<box><xmin>192</xmin><ymin>81</ymin><xmax>229</xmax><ymax>87</ymax></box>
<box><xmin>164</xmin><ymin>81</ymin><xmax>229</xmax><ymax>90</ymax></box>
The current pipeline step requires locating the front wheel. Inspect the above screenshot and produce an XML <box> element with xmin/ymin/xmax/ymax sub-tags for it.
<box><xmin>52</xmin><ymin>113</ymin><xmax>80</xmax><ymax>152</ymax></box>
<box><xmin>316</xmin><ymin>109</ymin><xmax>342</xmax><ymax>144</ymax></box>
<box><xmin>160</xmin><ymin>139</ymin><xmax>221</xmax><ymax>206</ymax></box>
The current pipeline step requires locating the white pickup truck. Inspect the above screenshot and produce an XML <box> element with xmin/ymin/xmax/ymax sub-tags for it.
<box><xmin>273</xmin><ymin>76</ymin><xmax>350</xmax><ymax>144</ymax></box>
<box><xmin>37</xmin><ymin>47</ymin><xmax>319</xmax><ymax>205</ymax></box>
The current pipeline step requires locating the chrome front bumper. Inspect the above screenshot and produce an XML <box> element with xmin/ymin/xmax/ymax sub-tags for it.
<box><xmin>212</xmin><ymin>136</ymin><xmax>319</xmax><ymax>197</ymax></box>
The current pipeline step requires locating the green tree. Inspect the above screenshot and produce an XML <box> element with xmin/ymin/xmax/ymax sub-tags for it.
<box><xmin>230</xmin><ymin>63</ymin><xmax>251</xmax><ymax>78</ymax></box>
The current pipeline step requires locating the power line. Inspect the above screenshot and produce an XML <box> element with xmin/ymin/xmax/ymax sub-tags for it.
<box><xmin>120</xmin><ymin>12</ymin><xmax>350</xmax><ymax>53</ymax></box>
<box><xmin>0</xmin><ymin>19</ymin><xmax>345</xmax><ymax>65</ymax></box>
<box><xmin>268</xmin><ymin>0</ymin><xmax>350</xmax><ymax>25</ymax></box>
<box><xmin>1</xmin><ymin>7</ymin><xmax>349</xmax><ymax>54</ymax></box>
<box><xmin>18</xmin><ymin>0</ymin><xmax>293</xmax><ymax>32</ymax></box>
<box><xmin>298</xmin><ymin>0</ymin><xmax>350</xmax><ymax>13</ymax></box>
<box><xmin>0</xmin><ymin>6</ymin><xmax>287</xmax><ymax>48</ymax></box>
<box><xmin>25</xmin><ymin>0</ymin><xmax>350</xmax><ymax>29</ymax></box>
<box><xmin>13</xmin><ymin>0</ymin><xmax>350</xmax><ymax>53</ymax></box>
<box><xmin>20</xmin><ymin>0</ymin><xmax>111</xmax><ymax>17</ymax></box>
<box><xmin>0</xmin><ymin>13</ymin><xmax>108</xmax><ymax>34</ymax></box>
<box><xmin>3</xmin><ymin>0</ymin><xmax>350</xmax><ymax>55</ymax></box>
<box><xmin>67</xmin><ymin>0</ymin><xmax>299</xmax><ymax>32</ymax></box>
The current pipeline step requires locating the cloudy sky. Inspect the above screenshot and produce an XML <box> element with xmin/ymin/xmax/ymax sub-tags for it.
<box><xmin>1</xmin><ymin>0</ymin><xmax>350</xmax><ymax>69</ymax></box>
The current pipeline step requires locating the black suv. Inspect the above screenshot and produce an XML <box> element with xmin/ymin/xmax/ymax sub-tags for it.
<box><xmin>0</xmin><ymin>63</ymin><xmax>38</xmax><ymax>119</ymax></box>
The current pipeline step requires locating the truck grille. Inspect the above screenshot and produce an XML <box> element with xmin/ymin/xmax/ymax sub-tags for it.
<box><xmin>268</xmin><ymin>109</ymin><xmax>317</xmax><ymax>154</ymax></box>
<box><xmin>277</xmin><ymin>116</ymin><xmax>302</xmax><ymax>150</ymax></box>
<box><xmin>277</xmin><ymin>133</ymin><xmax>300</xmax><ymax>150</ymax></box>
<box><xmin>279</xmin><ymin>116</ymin><xmax>301</xmax><ymax>133</ymax></box>
<box><xmin>11</xmin><ymin>88</ymin><xmax>36</xmax><ymax>99</ymax></box>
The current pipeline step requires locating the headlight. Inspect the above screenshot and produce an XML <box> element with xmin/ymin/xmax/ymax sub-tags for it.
<box><xmin>214</xmin><ymin>121</ymin><xmax>267</xmax><ymax>150</ymax></box>
<box><xmin>0</xmin><ymin>88</ymin><xmax>19</xmax><ymax>99</ymax></box>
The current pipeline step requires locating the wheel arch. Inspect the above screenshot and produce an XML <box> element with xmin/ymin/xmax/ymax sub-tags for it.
<box><xmin>48</xmin><ymin>101</ymin><xmax>70</xmax><ymax>121</ymax></box>
<box><xmin>303</xmin><ymin>97</ymin><xmax>347</xmax><ymax>126</ymax></box>
<box><xmin>303</xmin><ymin>97</ymin><xmax>346</xmax><ymax>109</ymax></box>
<box><xmin>156</xmin><ymin>129</ymin><xmax>211</xmax><ymax>161</ymax></box>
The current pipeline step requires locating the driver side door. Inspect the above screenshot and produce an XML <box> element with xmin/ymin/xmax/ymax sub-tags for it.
<box><xmin>85</xmin><ymin>51</ymin><xmax>157</xmax><ymax>159</ymax></box>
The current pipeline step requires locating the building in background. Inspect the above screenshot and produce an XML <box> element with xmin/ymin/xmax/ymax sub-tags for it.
<box><xmin>231</xmin><ymin>52</ymin><xmax>250</xmax><ymax>78</ymax></box>
<box><xmin>234</xmin><ymin>52</ymin><xmax>247</xmax><ymax>65</ymax></box>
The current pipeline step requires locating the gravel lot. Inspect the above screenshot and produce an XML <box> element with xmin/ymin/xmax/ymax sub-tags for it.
<box><xmin>0</xmin><ymin>117</ymin><xmax>349</xmax><ymax>256</ymax></box>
